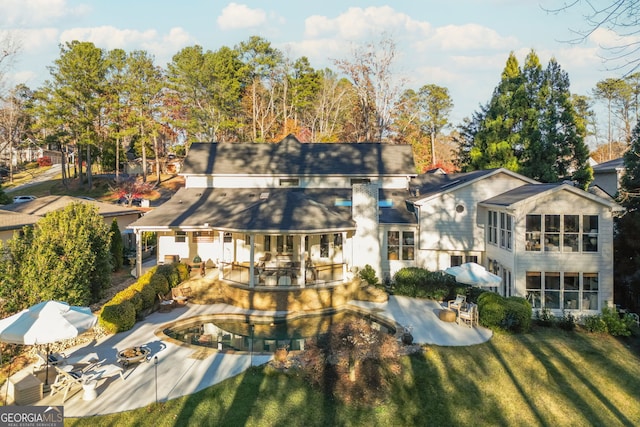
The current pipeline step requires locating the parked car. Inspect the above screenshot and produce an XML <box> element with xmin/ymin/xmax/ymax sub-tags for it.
<box><xmin>12</xmin><ymin>195</ymin><xmax>37</xmax><ymax>203</ymax></box>
<box><xmin>116</xmin><ymin>197</ymin><xmax>142</xmax><ymax>207</ymax></box>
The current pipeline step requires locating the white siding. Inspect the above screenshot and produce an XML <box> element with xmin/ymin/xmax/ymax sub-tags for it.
<box><xmin>508</xmin><ymin>190</ymin><xmax>615</xmax><ymax>314</ymax></box>
<box><xmin>185</xmin><ymin>175</ymin><xmax>410</xmax><ymax>190</ymax></box>
<box><xmin>416</xmin><ymin>172</ymin><xmax>529</xmax><ymax>270</ymax></box>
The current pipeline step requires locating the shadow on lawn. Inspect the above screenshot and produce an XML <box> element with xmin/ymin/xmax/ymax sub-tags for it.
<box><xmin>520</xmin><ymin>331</ymin><xmax>636</xmax><ymax>426</ymax></box>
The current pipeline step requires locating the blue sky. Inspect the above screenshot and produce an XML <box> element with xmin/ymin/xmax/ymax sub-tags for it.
<box><xmin>0</xmin><ymin>0</ymin><xmax>630</xmax><ymax>138</ymax></box>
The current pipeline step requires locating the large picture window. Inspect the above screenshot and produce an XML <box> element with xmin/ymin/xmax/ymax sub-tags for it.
<box><xmin>526</xmin><ymin>214</ymin><xmax>599</xmax><ymax>253</ymax></box>
<box><xmin>526</xmin><ymin>271</ymin><xmax>599</xmax><ymax>310</ymax></box>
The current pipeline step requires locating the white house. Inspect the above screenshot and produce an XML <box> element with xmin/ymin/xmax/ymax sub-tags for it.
<box><xmin>127</xmin><ymin>135</ymin><xmax>623</xmax><ymax>316</ymax></box>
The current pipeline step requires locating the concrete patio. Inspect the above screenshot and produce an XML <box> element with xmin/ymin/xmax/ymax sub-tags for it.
<box><xmin>11</xmin><ymin>294</ymin><xmax>492</xmax><ymax>418</ymax></box>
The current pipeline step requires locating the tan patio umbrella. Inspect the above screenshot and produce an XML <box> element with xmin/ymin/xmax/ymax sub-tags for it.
<box><xmin>0</xmin><ymin>301</ymin><xmax>97</xmax><ymax>388</ymax></box>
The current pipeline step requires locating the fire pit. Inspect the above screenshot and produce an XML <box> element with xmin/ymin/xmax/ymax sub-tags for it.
<box><xmin>117</xmin><ymin>346</ymin><xmax>150</xmax><ymax>366</ymax></box>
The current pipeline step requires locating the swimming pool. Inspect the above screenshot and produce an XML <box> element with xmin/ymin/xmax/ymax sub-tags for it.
<box><xmin>162</xmin><ymin>310</ymin><xmax>396</xmax><ymax>353</ymax></box>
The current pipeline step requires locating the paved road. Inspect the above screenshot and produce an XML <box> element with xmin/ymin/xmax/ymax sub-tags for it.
<box><xmin>5</xmin><ymin>164</ymin><xmax>62</xmax><ymax>194</ymax></box>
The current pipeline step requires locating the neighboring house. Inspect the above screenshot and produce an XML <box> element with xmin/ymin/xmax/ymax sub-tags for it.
<box><xmin>0</xmin><ymin>210</ymin><xmax>41</xmax><ymax>241</ymax></box>
<box><xmin>591</xmin><ymin>157</ymin><xmax>625</xmax><ymax>198</ymax></box>
<box><xmin>0</xmin><ymin>196</ymin><xmax>144</xmax><ymax>248</ymax></box>
<box><xmin>127</xmin><ymin>135</ymin><xmax>623</xmax><ymax>316</ymax></box>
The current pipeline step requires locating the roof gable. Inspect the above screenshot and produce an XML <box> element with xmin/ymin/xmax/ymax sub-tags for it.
<box><xmin>181</xmin><ymin>135</ymin><xmax>416</xmax><ymax>177</ymax></box>
<box><xmin>479</xmin><ymin>183</ymin><xmax>624</xmax><ymax>211</ymax></box>
<box><xmin>409</xmin><ymin>168</ymin><xmax>537</xmax><ymax>204</ymax></box>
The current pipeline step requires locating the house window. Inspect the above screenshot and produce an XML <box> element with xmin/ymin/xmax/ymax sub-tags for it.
<box><xmin>333</xmin><ymin>233</ymin><xmax>342</xmax><ymax>249</ymax></box>
<box><xmin>527</xmin><ymin>271</ymin><xmax>599</xmax><ymax>310</ymax></box>
<box><xmin>193</xmin><ymin>231</ymin><xmax>214</xmax><ymax>243</ymax></box>
<box><xmin>175</xmin><ymin>231</ymin><xmax>186</xmax><ymax>243</ymax></box>
<box><xmin>223</xmin><ymin>232</ymin><xmax>232</xmax><ymax>243</ymax></box>
<box><xmin>544</xmin><ymin>215</ymin><xmax>561</xmax><ymax>252</ymax></box>
<box><xmin>526</xmin><ymin>215</ymin><xmax>542</xmax><ymax>251</ymax></box>
<box><xmin>320</xmin><ymin>234</ymin><xmax>329</xmax><ymax>258</ymax></box>
<box><xmin>402</xmin><ymin>231</ymin><xmax>415</xmax><ymax>260</ymax></box>
<box><xmin>563</xmin><ymin>215</ymin><xmax>579</xmax><ymax>252</ymax></box>
<box><xmin>583</xmin><ymin>273</ymin><xmax>598</xmax><ymax>310</ymax></box>
<box><xmin>279</xmin><ymin>178</ymin><xmax>299</xmax><ymax>187</ymax></box>
<box><xmin>564</xmin><ymin>272</ymin><xmax>580</xmax><ymax>309</ymax></box>
<box><xmin>387</xmin><ymin>231</ymin><xmax>414</xmax><ymax>260</ymax></box>
<box><xmin>498</xmin><ymin>212</ymin><xmax>513</xmax><ymax>250</ymax></box>
<box><xmin>545</xmin><ymin>272</ymin><xmax>561</xmax><ymax>309</ymax></box>
<box><xmin>583</xmin><ymin>215</ymin><xmax>598</xmax><ymax>252</ymax></box>
<box><xmin>264</xmin><ymin>235</ymin><xmax>271</xmax><ymax>252</ymax></box>
<box><xmin>488</xmin><ymin>211</ymin><xmax>498</xmax><ymax>245</ymax></box>
<box><xmin>351</xmin><ymin>178</ymin><xmax>371</xmax><ymax>185</ymax></box>
<box><xmin>527</xmin><ymin>214</ymin><xmax>598</xmax><ymax>253</ymax></box>
<box><xmin>526</xmin><ymin>272</ymin><xmax>542</xmax><ymax>308</ymax></box>
<box><xmin>276</xmin><ymin>235</ymin><xmax>293</xmax><ymax>253</ymax></box>
<box><xmin>450</xmin><ymin>254</ymin><xmax>476</xmax><ymax>267</ymax></box>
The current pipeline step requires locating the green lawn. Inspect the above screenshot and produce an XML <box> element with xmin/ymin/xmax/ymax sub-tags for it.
<box><xmin>66</xmin><ymin>327</ymin><xmax>640</xmax><ymax>427</ymax></box>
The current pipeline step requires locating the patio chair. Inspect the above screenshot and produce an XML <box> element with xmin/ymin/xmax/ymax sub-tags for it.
<box><xmin>448</xmin><ymin>295</ymin><xmax>466</xmax><ymax>312</ymax></box>
<box><xmin>458</xmin><ymin>303</ymin><xmax>478</xmax><ymax>328</ymax></box>
<box><xmin>171</xmin><ymin>287</ymin><xmax>191</xmax><ymax>305</ymax></box>
<box><xmin>50</xmin><ymin>366</ymin><xmax>87</xmax><ymax>403</ymax></box>
<box><xmin>158</xmin><ymin>293</ymin><xmax>175</xmax><ymax>312</ymax></box>
<box><xmin>35</xmin><ymin>349</ymin><xmax>66</xmax><ymax>369</ymax></box>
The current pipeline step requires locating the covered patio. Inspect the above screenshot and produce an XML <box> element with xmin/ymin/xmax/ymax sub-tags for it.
<box><xmin>129</xmin><ymin>187</ymin><xmax>357</xmax><ymax>288</ymax></box>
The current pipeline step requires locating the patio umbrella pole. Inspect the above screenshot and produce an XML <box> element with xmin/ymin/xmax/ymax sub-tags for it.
<box><xmin>44</xmin><ymin>344</ymin><xmax>50</xmax><ymax>387</ymax></box>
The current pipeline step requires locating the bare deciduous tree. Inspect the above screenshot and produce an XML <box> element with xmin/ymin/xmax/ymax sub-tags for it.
<box><xmin>334</xmin><ymin>35</ymin><xmax>406</xmax><ymax>142</ymax></box>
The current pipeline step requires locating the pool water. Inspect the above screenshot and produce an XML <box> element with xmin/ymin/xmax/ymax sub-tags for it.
<box><xmin>163</xmin><ymin>310</ymin><xmax>395</xmax><ymax>353</ymax></box>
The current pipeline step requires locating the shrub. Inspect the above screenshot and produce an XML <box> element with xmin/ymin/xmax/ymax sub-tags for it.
<box><xmin>359</xmin><ymin>264</ymin><xmax>379</xmax><ymax>286</ymax></box>
<box><xmin>601</xmin><ymin>307</ymin><xmax>633</xmax><ymax>337</ymax></box>
<box><xmin>131</xmin><ymin>270</ymin><xmax>157</xmax><ymax>309</ymax></box>
<box><xmin>150</xmin><ymin>273</ymin><xmax>170</xmax><ymax>296</ymax></box>
<box><xmin>99</xmin><ymin>301</ymin><xmax>136</xmax><ymax>333</ymax></box>
<box><xmin>535</xmin><ymin>308</ymin><xmax>555</xmax><ymax>327</ymax></box>
<box><xmin>556</xmin><ymin>311</ymin><xmax>576</xmax><ymax>331</ymax></box>
<box><xmin>156</xmin><ymin>263</ymin><xmax>181</xmax><ymax>288</ymax></box>
<box><xmin>502</xmin><ymin>297</ymin><xmax>532</xmax><ymax>332</ymax></box>
<box><xmin>111</xmin><ymin>287</ymin><xmax>143</xmax><ymax>314</ymax></box>
<box><xmin>583</xmin><ymin>315</ymin><xmax>608</xmax><ymax>333</ymax></box>
<box><xmin>37</xmin><ymin>156</ymin><xmax>52</xmax><ymax>167</ymax></box>
<box><xmin>392</xmin><ymin>268</ymin><xmax>455</xmax><ymax>300</ymax></box>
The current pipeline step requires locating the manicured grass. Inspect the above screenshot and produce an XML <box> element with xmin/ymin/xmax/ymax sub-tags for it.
<box><xmin>66</xmin><ymin>327</ymin><xmax>640</xmax><ymax>426</ymax></box>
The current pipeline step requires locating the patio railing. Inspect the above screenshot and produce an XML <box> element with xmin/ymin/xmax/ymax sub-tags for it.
<box><xmin>220</xmin><ymin>262</ymin><xmax>344</xmax><ymax>287</ymax></box>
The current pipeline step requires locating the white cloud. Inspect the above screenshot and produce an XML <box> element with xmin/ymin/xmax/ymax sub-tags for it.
<box><xmin>426</xmin><ymin>24</ymin><xmax>518</xmax><ymax>51</ymax></box>
<box><xmin>304</xmin><ymin>6</ymin><xmax>430</xmax><ymax>40</ymax></box>
<box><xmin>60</xmin><ymin>26</ymin><xmax>159</xmax><ymax>50</ymax></box>
<box><xmin>0</xmin><ymin>0</ymin><xmax>88</xmax><ymax>27</ymax></box>
<box><xmin>58</xmin><ymin>26</ymin><xmax>195</xmax><ymax>66</ymax></box>
<box><xmin>217</xmin><ymin>3</ymin><xmax>267</xmax><ymax>30</ymax></box>
<box><xmin>4</xmin><ymin>28</ymin><xmax>60</xmax><ymax>52</ymax></box>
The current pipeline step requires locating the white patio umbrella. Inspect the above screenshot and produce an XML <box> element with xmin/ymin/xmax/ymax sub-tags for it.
<box><xmin>0</xmin><ymin>301</ymin><xmax>97</xmax><ymax>386</ymax></box>
<box><xmin>444</xmin><ymin>262</ymin><xmax>502</xmax><ymax>287</ymax></box>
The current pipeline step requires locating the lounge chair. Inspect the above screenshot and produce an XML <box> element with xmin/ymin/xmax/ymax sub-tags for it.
<box><xmin>448</xmin><ymin>295</ymin><xmax>466</xmax><ymax>312</ymax></box>
<box><xmin>35</xmin><ymin>350</ymin><xmax>66</xmax><ymax>369</ymax></box>
<box><xmin>158</xmin><ymin>293</ymin><xmax>175</xmax><ymax>312</ymax></box>
<box><xmin>50</xmin><ymin>366</ymin><xmax>88</xmax><ymax>403</ymax></box>
<box><xmin>458</xmin><ymin>303</ymin><xmax>478</xmax><ymax>328</ymax></box>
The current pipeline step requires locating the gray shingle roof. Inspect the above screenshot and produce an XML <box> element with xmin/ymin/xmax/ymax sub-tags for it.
<box><xmin>128</xmin><ymin>187</ymin><xmax>417</xmax><ymax>232</ymax></box>
<box><xmin>181</xmin><ymin>135</ymin><xmax>416</xmax><ymax>176</ymax></box>
<box><xmin>592</xmin><ymin>157</ymin><xmax>625</xmax><ymax>172</ymax></box>
<box><xmin>0</xmin><ymin>210</ymin><xmax>40</xmax><ymax>231</ymax></box>
<box><xmin>1</xmin><ymin>195</ymin><xmax>141</xmax><ymax>218</ymax></box>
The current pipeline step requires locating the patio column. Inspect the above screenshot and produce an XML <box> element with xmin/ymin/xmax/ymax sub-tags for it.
<box><xmin>342</xmin><ymin>231</ymin><xmax>348</xmax><ymax>282</ymax></box>
<box><xmin>218</xmin><ymin>231</ymin><xmax>224</xmax><ymax>280</ymax></box>
<box><xmin>249</xmin><ymin>234</ymin><xmax>256</xmax><ymax>287</ymax></box>
<box><xmin>135</xmin><ymin>230</ymin><xmax>143</xmax><ymax>278</ymax></box>
<box><xmin>298</xmin><ymin>235</ymin><xmax>306</xmax><ymax>287</ymax></box>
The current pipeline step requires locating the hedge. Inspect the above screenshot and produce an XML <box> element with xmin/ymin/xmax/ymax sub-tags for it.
<box><xmin>98</xmin><ymin>263</ymin><xmax>185</xmax><ymax>333</ymax></box>
<box><xmin>392</xmin><ymin>267</ymin><xmax>462</xmax><ymax>300</ymax></box>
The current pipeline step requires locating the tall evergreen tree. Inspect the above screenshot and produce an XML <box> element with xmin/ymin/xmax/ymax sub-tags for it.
<box><xmin>109</xmin><ymin>218</ymin><xmax>124</xmax><ymax>271</ymax></box>
<box><xmin>614</xmin><ymin>121</ymin><xmax>640</xmax><ymax>311</ymax></box>
<box><xmin>466</xmin><ymin>52</ymin><xmax>523</xmax><ymax>171</ymax></box>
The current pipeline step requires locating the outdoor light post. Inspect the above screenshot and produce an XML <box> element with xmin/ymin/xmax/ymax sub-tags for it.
<box><xmin>249</xmin><ymin>324</ymin><xmax>254</xmax><ymax>367</ymax></box>
<box><xmin>154</xmin><ymin>356</ymin><xmax>158</xmax><ymax>404</ymax></box>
